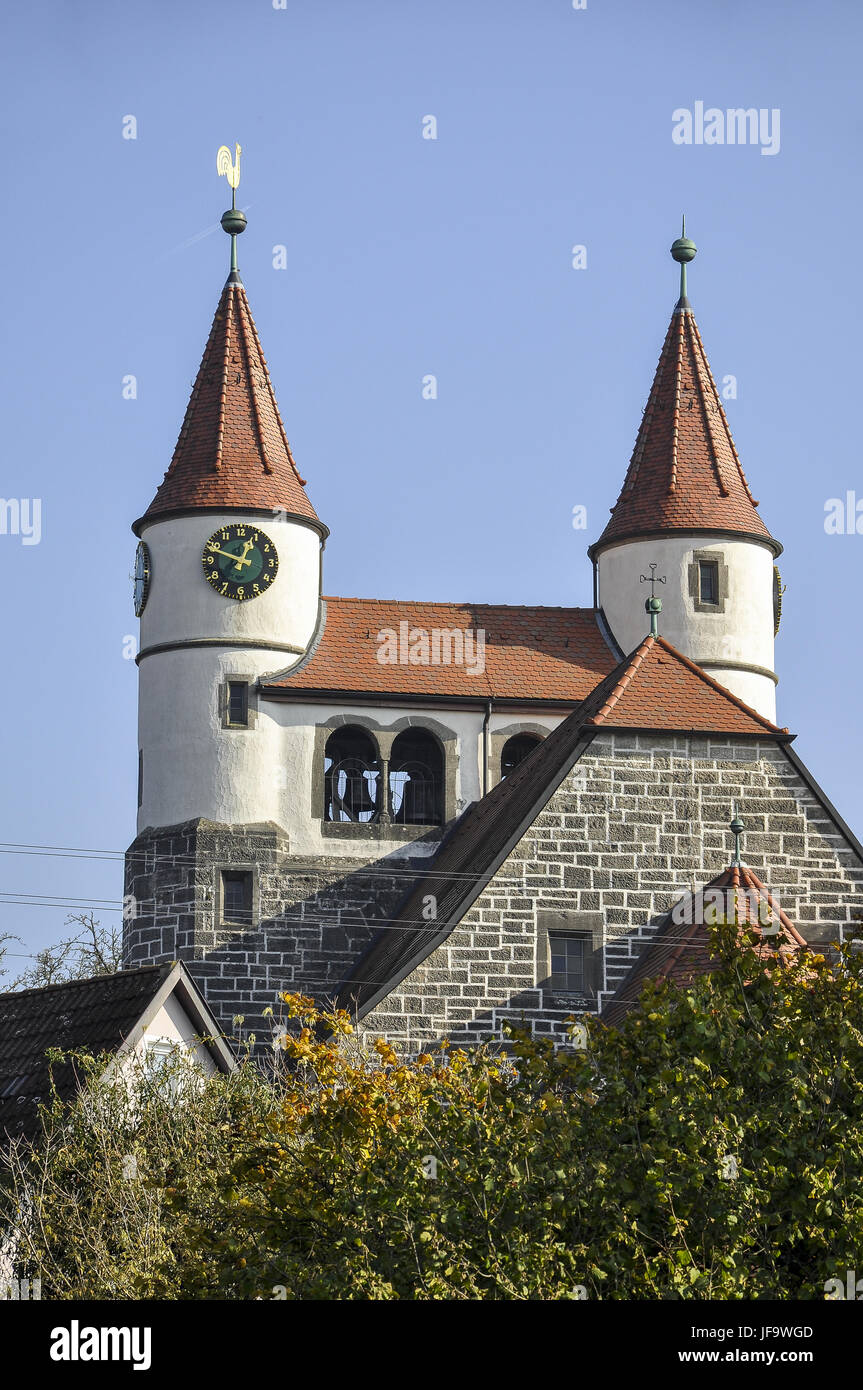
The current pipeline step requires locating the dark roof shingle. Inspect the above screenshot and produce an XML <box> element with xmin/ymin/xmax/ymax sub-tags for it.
<box><xmin>0</xmin><ymin>964</ymin><xmax>173</xmax><ymax>1143</ymax></box>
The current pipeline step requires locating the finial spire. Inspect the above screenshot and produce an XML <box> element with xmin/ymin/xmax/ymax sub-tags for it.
<box><xmin>670</xmin><ymin>214</ymin><xmax>697</xmax><ymax>308</ymax></box>
<box><xmin>640</xmin><ymin>562</ymin><xmax>666</xmax><ymax>636</ymax></box>
<box><xmin>730</xmin><ymin>802</ymin><xmax>745</xmax><ymax>866</ymax></box>
<box><xmin>217</xmin><ymin>143</ymin><xmax>246</xmax><ymax>285</ymax></box>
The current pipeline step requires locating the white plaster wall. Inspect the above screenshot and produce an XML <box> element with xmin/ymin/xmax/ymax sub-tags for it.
<box><xmin>138</xmin><ymin>645</ymin><xmax>293</xmax><ymax>832</ymax></box>
<box><xmin>133</xmin><ymin>993</ymin><xmax>219</xmax><ymax>1077</ymax></box>
<box><xmin>138</xmin><ymin>512</ymin><xmax>321</xmax><ymax>656</ymax></box>
<box><xmin>262</xmin><ymin>703</ymin><xmax>564</xmax><ymax>857</ymax></box>
<box><xmin>597</xmin><ymin>535</ymin><xmax>777</xmax><ymax>722</ymax></box>
<box><xmin>136</xmin><ymin>509</ymin><xmax>324</xmax><ymax>834</ymax></box>
<box><xmin>138</xmin><ymin>666</ymin><xmax>566</xmax><ymax>856</ymax></box>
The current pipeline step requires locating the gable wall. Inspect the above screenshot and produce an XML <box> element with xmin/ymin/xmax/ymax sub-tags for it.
<box><xmin>354</xmin><ymin>732</ymin><xmax>863</xmax><ymax>1051</ymax></box>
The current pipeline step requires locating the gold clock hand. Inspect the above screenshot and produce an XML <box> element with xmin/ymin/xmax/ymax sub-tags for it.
<box><xmin>206</xmin><ymin>544</ymin><xmax>253</xmax><ymax>568</ymax></box>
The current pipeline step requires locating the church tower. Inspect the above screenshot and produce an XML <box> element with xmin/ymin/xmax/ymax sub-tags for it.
<box><xmin>589</xmin><ymin>225</ymin><xmax>782</xmax><ymax>722</ymax></box>
<box><xmin>131</xmin><ymin>165</ymin><xmax>327</xmax><ymax>838</ymax></box>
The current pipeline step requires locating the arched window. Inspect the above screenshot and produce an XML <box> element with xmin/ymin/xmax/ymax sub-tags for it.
<box><xmin>389</xmin><ymin>729</ymin><xmax>443</xmax><ymax>826</ymax></box>
<box><xmin>324</xmin><ymin>726</ymin><xmax>380</xmax><ymax>823</ymax></box>
<box><xmin>500</xmin><ymin>733</ymin><xmax>542</xmax><ymax>780</ymax></box>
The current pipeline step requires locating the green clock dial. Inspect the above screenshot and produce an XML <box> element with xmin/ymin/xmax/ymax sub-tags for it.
<box><xmin>133</xmin><ymin>541</ymin><xmax>151</xmax><ymax>617</ymax></box>
<box><xmin>202</xmin><ymin>523</ymin><xmax>278</xmax><ymax>602</ymax></box>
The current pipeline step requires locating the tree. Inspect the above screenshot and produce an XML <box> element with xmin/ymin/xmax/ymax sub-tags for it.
<box><xmin>5</xmin><ymin>930</ymin><xmax>863</xmax><ymax>1300</ymax></box>
<box><xmin>10</xmin><ymin>913</ymin><xmax>123</xmax><ymax>991</ymax></box>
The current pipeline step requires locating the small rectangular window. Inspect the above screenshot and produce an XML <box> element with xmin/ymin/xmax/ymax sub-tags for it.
<box><xmin>549</xmin><ymin>933</ymin><xmax>586</xmax><ymax>994</ymax></box>
<box><xmin>699</xmin><ymin>560</ymin><xmax>719</xmax><ymax>605</ymax></box>
<box><xmin>137</xmin><ymin>749</ymin><xmax>143</xmax><ymax>808</ymax></box>
<box><xmin>221</xmin><ymin>870</ymin><xmax>252</xmax><ymax>925</ymax></box>
<box><xmin>227</xmin><ymin>681</ymin><xmax>249</xmax><ymax>727</ymax></box>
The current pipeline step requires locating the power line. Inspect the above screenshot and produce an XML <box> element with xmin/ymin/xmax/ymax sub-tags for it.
<box><xmin>0</xmin><ymin>838</ymin><xmax>487</xmax><ymax>887</ymax></box>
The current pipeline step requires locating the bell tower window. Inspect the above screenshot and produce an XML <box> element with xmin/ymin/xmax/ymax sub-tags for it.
<box><xmin>389</xmin><ymin>729</ymin><xmax>444</xmax><ymax>826</ymax></box>
<box><xmin>500</xmin><ymin>733</ymin><xmax>542</xmax><ymax>780</ymax></box>
<box><xmin>324</xmin><ymin>726</ymin><xmax>380</xmax><ymax>823</ymax></box>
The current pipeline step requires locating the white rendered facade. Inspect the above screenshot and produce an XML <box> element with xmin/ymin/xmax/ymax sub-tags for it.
<box><xmin>596</xmin><ymin>534</ymin><xmax>779</xmax><ymax>723</ymax></box>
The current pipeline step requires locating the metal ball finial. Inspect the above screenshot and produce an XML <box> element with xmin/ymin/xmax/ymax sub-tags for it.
<box><xmin>730</xmin><ymin>803</ymin><xmax>745</xmax><ymax>866</ymax></box>
<box><xmin>670</xmin><ymin>215</ymin><xmax>696</xmax><ymax>303</ymax></box>
<box><xmin>221</xmin><ymin>208</ymin><xmax>247</xmax><ymax>238</ymax></box>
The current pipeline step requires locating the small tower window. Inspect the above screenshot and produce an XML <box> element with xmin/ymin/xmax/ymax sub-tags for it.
<box><xmin>227</xmin><ymin>681</ymin><xmax>249</xmax><ymax>727</ymax></box>
<box><xmin>221</xmin><ymin>675</ymin><xmax>255</xmax><ymax>729</ymax></box>
<box><xmin>689</xmin><ymin>551</ymin><xmax>728</xmax><ymax>614</ymax></box>
<box><xmin>220</xmin><ymin>870</ymin><xmax>253</xmax><ymax>926</ymax></box>
<box><xmin>699</xmin><ymin>560</ymin><xmax>719</xmax><ymax>606</ymax></box>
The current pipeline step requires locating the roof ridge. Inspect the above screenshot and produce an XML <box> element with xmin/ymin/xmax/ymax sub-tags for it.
<box><xmin>319</xmin><ymin>596</ymin><xmax>600</xmax><ymax>612</ymax></box>
<box><xmin>0</xmin><ymin>960</ymin><xmax>172</xmax><ymax>1005</ymax></box>
<box><xmin>590</xmin><ymin>635</ymin><xmax>655</xmax><ymax>720</ymax></box>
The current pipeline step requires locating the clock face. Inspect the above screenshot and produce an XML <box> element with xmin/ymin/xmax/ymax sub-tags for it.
<box><xmin>202</xmin><ymin>523</ymin><xmax>279</xmax><ymax>601</ymax></box>
<box><xmin>133</xmin><ymin>541</ymin><xmax>151</xmax><ymax>617</ymax></box>
<box><xmin>773</xmin><ymin>565</ymin><xmax>784</xmax><ymax>636</ymax></box>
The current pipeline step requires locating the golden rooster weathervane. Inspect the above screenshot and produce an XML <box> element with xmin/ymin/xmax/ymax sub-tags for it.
<box><xmin>217</xmin><ymin>143</ymin><xmax>242</xmax><ymax>201</ymax></box>
<box><xmin>217</xmin><ymin>143</ymin><xmax>246</xmax><ymax>282</ymax></box>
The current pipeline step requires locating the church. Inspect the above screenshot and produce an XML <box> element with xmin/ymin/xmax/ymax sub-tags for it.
<box><xmin>122</xmin><ymin>168</ymin><xmax>863</xmax><ymax>1052</ymax></box>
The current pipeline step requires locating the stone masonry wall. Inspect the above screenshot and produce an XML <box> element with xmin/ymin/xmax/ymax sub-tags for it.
<box><xmin>124</xmin><ymin>819</ymin><xmax>418</xmax><ymax>1044</ymax></box>
<box><xmin>355</xmin><ymin>733</ymin><xmax>863</xmax><ymax>1052</ymax></box>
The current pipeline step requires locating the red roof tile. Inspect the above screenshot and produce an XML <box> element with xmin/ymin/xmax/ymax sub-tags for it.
<box><xmin>591</xmin><ymin>305</ymin><xmax>778</xmax><ymax>555</ymax></box>
<box><xmin>603</xmin><ymin>862</ymin><xmax>806</xmax><ymax>1026</ymax></box>
<box><xmin>585</xmin><ymin>634</ymin><xmax>787</xmax><ymax>736</ymax></box>
<box><xmin>138</xmin><ymin>281</ymin><xmax>319</xmax><ymax>528</ymax></box>
<box><xmin>263</xmin><ymin>599</ymin><xmax>619</xmax><ymax>702</ymax></box>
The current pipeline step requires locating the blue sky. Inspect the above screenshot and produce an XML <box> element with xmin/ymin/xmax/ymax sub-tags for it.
<box><xmin>2</xmin><ymin>0</ymin><xmax>861</xmax><ymax>962</ymax></box>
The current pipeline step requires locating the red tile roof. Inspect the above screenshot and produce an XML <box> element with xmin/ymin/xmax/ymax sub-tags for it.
<box><xmin>603</xmin><ymin>862</ymin><xmax>806</xmax><ymax>1026</ymax></box>
<box><xmin>584</xmin><ymin>634</ymin><xmax>787</xmax><ymax>736</ymax></box>
<box><xmin>137</xmin><ymin>281</ymin><xmax>320</xmax><ymax>529</ymax></box>
<box><xmin>338</xmin><ymin>636</ymin><xmax>794</xmax><ymax>1017</ymax></box>
<box><xmin>591</xmin><ymin>305</ymin><xmax>778</xmax><ymax>555</ymax></box>
<box><xmin>263</xmin><ymin>599</ymin><xmax>619</xmax><ymax>702</ymax></box>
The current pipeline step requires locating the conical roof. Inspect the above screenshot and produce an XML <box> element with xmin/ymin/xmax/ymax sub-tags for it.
<box><xmin>590</xmin><ymin>240</ymin><xmax>779</xmax><ymax>558</ymax></box>
<box><xmin>136</xmin><ymin>279</ymin><xmax>320</xmax><ymax>532</ymax></box>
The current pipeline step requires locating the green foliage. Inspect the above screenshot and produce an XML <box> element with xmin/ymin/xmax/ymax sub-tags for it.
<box><xmin>5</xmin><ymin>933</ymin><xmax>863</xmax><ymax>1300</ymax></box>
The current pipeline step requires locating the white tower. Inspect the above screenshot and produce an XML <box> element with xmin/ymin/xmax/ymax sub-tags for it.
<box><xmin>131</xmin><ymin>202</ymin><xmax>327</xmax><ymax>835</ymax></box>
<box><xmin>589</xmin><ymin>226</ymin><xmax>782</xmax><ymax>722</ymax></box>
